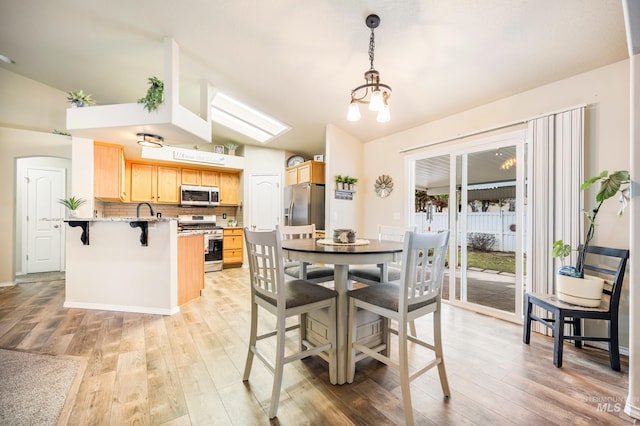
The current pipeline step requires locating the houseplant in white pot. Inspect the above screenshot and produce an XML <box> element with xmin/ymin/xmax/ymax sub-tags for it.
<box><xmin>57</xmin><ymin>196</ymin><xmax>87</xmax><ymax>218</ymax></box>
<box><xmin>553</xmin><ymin>170</ymin><xmax>630</xmax><ymax>306</ymax></box>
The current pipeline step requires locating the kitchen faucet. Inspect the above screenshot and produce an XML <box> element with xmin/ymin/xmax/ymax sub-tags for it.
<box><xmin>136</xmin><ymin>202</ymin><xmax>155</xmax><ymax>218</ymax></box>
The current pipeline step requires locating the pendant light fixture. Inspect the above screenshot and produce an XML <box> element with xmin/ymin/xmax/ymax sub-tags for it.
<box><xmin>347</xmin><ymin>14</ymin><xmax>392</xmax><ymax>123</ymax></box>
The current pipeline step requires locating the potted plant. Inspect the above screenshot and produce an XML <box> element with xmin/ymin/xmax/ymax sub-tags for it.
<box><xmin>137</xmin><ymin>76</ymin><xmax>164</xmax><ymax>112</ymax></box>
<box><xmin>552</xmin><ymin>170</ymin><xmax>630</xmax><ymax>306</ymax></box>
<box><xmin>66</xmin><ymin>90</ymin><xmax>95</xmax><ymax>108</ymax></box>
<box><xmin>335</xmin><ymin>175</ymin><xmax>345</xmax><ymax>190</ymax></box>
<box><xmin>57</xmin><ymin>196</ymin><xmax>87</xmax><ymax>218</ymax></box>
<box><xmin>346</xmin><ymin>177</ymin><xmax>358</xmax><ymax>191</ymax></box>
<box><xmin>224</xmin><ymin>143</ymin><xmax>239</xmax><ymax>156</ymax></box>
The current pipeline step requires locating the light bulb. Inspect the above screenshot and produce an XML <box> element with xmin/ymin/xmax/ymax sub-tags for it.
<box><xmin>347</xmin><ymin>102</ymin><xmax>361</xmax><ymax>121</ymax></box>
<box><xmin>369</xmin><ymin>90</ymin><xmax>384</xmax><ymax>111</ymax></box>
<box><xmin>376</xmin><ymin>104</ymin><xmax>390</xmax><ymax>123</ymax></box>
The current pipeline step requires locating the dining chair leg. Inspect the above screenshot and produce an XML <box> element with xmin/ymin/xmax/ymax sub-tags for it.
<box><xmin>243</xmin><ymin>301</ymin><xmax>258</xmax><ymax>381</ymax></box>
<box><xmin>553</xmin><ymin>312</ymin><xmax>564</xmax><ymax>368</ymax></box>
<box><xmin>269</xmin><ymin>315</ymin><xmax>287</xmax><ymax>419</ymax></box>
<box><xmin>572</xmin><ymin>317</ymin><xmax>582</xmax><ymax>349</ymax></box>
<box><xmin>299</xmin><ymin>313</ymin><xmax>307</xmax><ymax>353</ymax></box>
<box><xmin>346</xmin><ymin>299</ymin><xmax>357</xmax><ymax>384</ymax></box>
<box><xmin>609</xmin><ymin>317</ymin><xmax>621</xmax><ymax>371</ymax></box>
<box><xmin>433</xmin><ymin>305</ymin><xmax>450</xmax><ymax>397</ymax></box>
<box><xmin>328</xmin><ymin>300</ymin><xmax>338</xmax><ymax>384</ymax></box>
<box><xmin>522</xmin><ymin>294</ymin><xmax>532</xmax><ymax>344</ymax></box>
<box><xmin>409</xmin><ymin>320</ymin><xmax>417</xmax><ymax>337</ymax></box>
<box><xmin>398</xmin><ymin>324</ymin><xmax>414</xmax><ymax>426</ymax></box>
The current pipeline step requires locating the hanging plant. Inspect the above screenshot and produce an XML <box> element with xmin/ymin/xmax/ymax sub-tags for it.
<box><xmin>137</xmin><ymin>76</ymin><xmax>164</xmax><ymax>112</ymax></box>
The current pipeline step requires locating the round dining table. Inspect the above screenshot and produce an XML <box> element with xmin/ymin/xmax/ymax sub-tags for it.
<box><xmin>281</xmin><ymin>237</ymin><xmax>404</xmax><ymax>384</ymax></box>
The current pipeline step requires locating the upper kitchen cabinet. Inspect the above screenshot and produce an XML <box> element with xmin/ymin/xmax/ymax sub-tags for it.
<box><xmin>181</xmin><ymin>168</ymin><xmax>220</xmax><ymax>187</ymax></box>
<box><xmin>219</xmin><ymin>172</ymin><xmax>240</xmax><ymax>205</ymax></box>
<box><xmin>130</xmin><ymin>163</ymin><xmax>180</xmax><ymax>204</ymax></box>
<box><xmin>285</xmin><ymin>160</ymin><xmax>325</xmax><ymax>186</ymax></box>
<box><xmin>94</xmin><ymin>142</ymin><xmax>125</xmax><ymax>201</ymax></box>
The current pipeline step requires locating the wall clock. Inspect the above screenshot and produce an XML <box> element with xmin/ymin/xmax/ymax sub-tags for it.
<box><xmin>287</xmin><ymin>155</ymin><xmax>305</xmax><ymax>167</ymax></box>
<box><xmin>375</xmin><ymin>175</ymin><xmax>393</xmax><ymax>198</ymax></box>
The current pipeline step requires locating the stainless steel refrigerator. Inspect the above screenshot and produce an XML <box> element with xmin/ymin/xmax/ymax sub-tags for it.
<box><xmin>284</xmin><ymin>183</ymin><xmax>325</xmax><ymax>230</ymax></box>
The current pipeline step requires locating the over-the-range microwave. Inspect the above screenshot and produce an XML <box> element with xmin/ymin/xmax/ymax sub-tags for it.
<box><xmin>180</xmin><ymin>185</ymin><xmax>220</xmax><ymax>207</ymax></box>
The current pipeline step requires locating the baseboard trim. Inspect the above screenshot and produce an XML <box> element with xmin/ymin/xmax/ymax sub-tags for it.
<box><xmin>586</xmin><ymin>341</ymin><xmax>630</xmax><ymax>356</ymax></box>
<box><xmin>0</xmin><ymin>281</ymin><xmax>16</xmax><ymax>287</ymax></box>
<box><xmin>63</xmin><ymin>301</ymin><xmax>179</xmax><ymax>316</ymax></box>
<box><xmin>624</xmin><ymin>402</ymin><xmax>640</xmax><ymax>420</ymax></box>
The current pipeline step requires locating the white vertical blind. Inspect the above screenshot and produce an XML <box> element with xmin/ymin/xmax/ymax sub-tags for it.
<box><xmin>527</xmin><ymin>107</ymin><xmax>584</xmax><ymax>334</ymax></box>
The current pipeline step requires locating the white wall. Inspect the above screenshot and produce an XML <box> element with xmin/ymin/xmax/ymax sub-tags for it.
<box><xmin>0</xmin><ymin>67</ymin><xmax>67</xmax><ymax>132</ymax></box>
<box><xmin>325</xmin><ymin>124</ymin><xmax>364</xmax><ymax>236</ymax></box>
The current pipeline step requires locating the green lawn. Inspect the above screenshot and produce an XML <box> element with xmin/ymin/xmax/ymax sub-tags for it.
<box><xmin>465</xmin><ymin>250</ymin><xmax>517</xmax><ymax>274</ymax></box>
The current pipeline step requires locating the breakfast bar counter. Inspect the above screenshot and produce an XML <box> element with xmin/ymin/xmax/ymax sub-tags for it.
<box><xmin>64</xmin><ymin>218</ymin><xmax>181</xmax><ymax>315</ymax></box>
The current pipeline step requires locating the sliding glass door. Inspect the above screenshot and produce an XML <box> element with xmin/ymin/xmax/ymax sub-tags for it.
<box><xmin>411</xmin><ymin>131</ymin><xmax>526</xmax><ymax>322</ymax></box>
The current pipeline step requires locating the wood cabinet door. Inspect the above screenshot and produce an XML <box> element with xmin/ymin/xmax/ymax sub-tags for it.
<box><xmin>157</xmin><ymin>166</ymin><xmax>180</xmax><ymax>204</ymax></box>
<box><xmin>219</xmin><ymin>172</ymin><xmax>240</xmax><ymax>205</ymax></box>
<box><xmin>130</xmin><ymin>163</ymin><xmax>155</xmax><ymax>202</ymax></box>
<box><xmin>285</xmin><ymin>168</ymin><xmax>298</xmax><ymax>186</ymax></box>
<box><xmin>181</xmin><ymin>169</ymin><xmax>201</xmax><ymax>186</ymax></box>
<box><xmin>94</xmin><ymin>142</ymin><xmax>124</xmax><ymax>200</ymax></box>
<box><xmin>201</xmin><ymin>170</ymin><xmax>220</xmax><ymax>187</ymax></box>
<box><xmin>178</xmin><ymin>234</ymin><xmax>204</xmax><ymax>305</ymax></box>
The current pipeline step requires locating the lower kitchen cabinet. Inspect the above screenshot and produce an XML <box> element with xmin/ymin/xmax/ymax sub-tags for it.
<box><xmin>223</xmin><ymin>228</ymin><xmax>243</xmax><ymax>268</ymax></box>
<box><xmin>178</xmin><ymin>233</ymin><xmax>205</xmax><ymax>305</ymax></box>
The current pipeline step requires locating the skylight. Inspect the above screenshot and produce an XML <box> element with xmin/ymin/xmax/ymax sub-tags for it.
<box><xmin>211</xmin><ymin>93</ymin><xmax>290</xmax><ymax>143</ymax></box>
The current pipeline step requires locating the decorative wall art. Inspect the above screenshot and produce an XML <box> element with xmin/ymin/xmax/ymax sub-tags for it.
<box><xmin>374</xmin><ymin>174</ymin><xmax>393</xmax><ymax>198</ymax></box>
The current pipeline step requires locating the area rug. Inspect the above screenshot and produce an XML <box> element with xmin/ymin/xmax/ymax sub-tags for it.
<box><xmin>0</xmin><ymin>349</ymin><xmax>85</xmax><ymax>426</ymax></box>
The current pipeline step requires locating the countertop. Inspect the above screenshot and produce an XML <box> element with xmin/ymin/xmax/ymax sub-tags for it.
<box><xmin>63</xmin><ymin>217</ymin><xmax>177</xmax><ymax>222</ymax></box>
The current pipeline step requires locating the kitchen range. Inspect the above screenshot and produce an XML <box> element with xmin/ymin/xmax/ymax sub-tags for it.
<box><xmin>177</xmin><ymin>214</ymin><xmax>223</xmax><ymax>272</ymax></box>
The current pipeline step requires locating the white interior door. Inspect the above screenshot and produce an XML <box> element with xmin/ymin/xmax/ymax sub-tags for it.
<box><xmin>27</xmin><ymin>167</ymin><xmax>65</xmax><ymax>273</ymax></box>
<box><xmin>248</xmin><ymin>173</ymin><xmax>281</xmax><ymax>231</ymax></box>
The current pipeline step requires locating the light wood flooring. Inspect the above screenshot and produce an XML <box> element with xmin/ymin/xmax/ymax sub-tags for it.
<box><xmin>0</xmin><ymin>269</ymin><xmax>634</xmax><ymax>425</ymax></box>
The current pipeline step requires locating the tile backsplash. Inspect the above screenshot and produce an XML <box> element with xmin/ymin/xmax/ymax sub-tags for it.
<box><xmin>96</xmin><ymin>201</ymin><xmax>242</xmax><ymax>226</ymax></box>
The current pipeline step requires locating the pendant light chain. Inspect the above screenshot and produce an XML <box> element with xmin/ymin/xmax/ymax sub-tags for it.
<box><xmin>369</xmin><ymin>28</ymin><xmax>376</xmax><ymax>72</ymax></box>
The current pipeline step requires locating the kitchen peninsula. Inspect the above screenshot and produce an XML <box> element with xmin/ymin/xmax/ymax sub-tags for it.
<box><xmin>64</xmin><ymin>217</ymin><xmax>202</xmax><ymax>315</ymax></box>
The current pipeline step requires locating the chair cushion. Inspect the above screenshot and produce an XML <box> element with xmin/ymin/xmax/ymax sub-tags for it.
<box><xmin>284</xmin><ymin>265</ymin><xmax>334</xmax><ymax>280</ymax></box>
<box><xmin>348</xmin><ymin>283</ymin><xmax>436</xmax><ymax>312</ymax></box>
<box><xmin>257</xmin><ymin>280</ymin><xmax>338</xmax><ymax>309</ymax></box>
<box><xmin>349</xmin><ymin>266</ymin><xmax>401</xmax><ymax>283</ymax></box>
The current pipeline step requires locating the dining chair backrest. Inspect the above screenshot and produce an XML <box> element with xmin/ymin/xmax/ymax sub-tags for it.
<box><xmin>398</xmin><ymin>231</ymin><xmax>450</xmax><ymax>314</ymax></box>
<box><xmin>244</xmin><ymin>228</ymin><xmax>286</xmax><ymax>306</ymax></box>
<box><xmin>579</xmin><ymin>244</ymin><xmax>629</xmax><ymax>314</ymax></box>
<box><xmin>278</xmin><ymin>224</ymin><xmax>316</xmax><ymax>240</ymax></box>
<box><xmin>378</xmin><ymin>225</ymin><xmax>416</xmax><ymax>242</ymax></box>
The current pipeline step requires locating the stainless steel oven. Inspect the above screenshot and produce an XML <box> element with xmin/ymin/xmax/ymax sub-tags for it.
<box><xmin>178</xmin><ymin>215</ymin><xmax>223</xmax><ymax>272</ymax></box>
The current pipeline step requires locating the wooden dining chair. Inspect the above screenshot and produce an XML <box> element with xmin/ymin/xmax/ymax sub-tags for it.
<box><xmin>346</xmin><ymin>230</ymin><xmax>451</xmax><ymax>426</ymax></box>
<box><xmin>277</xmin><ymin>224</ymin><xmax>335</xmax><ymax>283</ymax></box>
<box><xmin>348</xmin><ymin>224</ymin><xmax>418</xmax><ymax>336</ymax></box>
<box><xmin>523</xmin><ymin>245</ymin><xmax>629</xmax><ymax>370</ymax></box>
<box><xmin>243</xmin><ymin>228</ymin><xmax>338</xmax><ymax>419</ymax></box>
<box><xmin>348</xmin><ymin>224</ymin><xmax>416</xmax><ymax>285</ymax></box>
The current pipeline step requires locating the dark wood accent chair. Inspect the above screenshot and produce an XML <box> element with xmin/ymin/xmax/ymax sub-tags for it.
<box><xmin>523</xmin><ymin>245</ymin><xmax>629</xmax><ymax>370</ymax></box>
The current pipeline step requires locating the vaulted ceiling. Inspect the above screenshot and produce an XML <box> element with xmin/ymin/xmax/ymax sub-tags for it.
<box><xmin>0</xmin><ymin>1</ymin><xmax>630</xmax><ymax>158</ymax></box>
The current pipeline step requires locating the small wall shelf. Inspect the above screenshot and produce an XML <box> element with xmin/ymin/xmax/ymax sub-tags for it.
<box><xmin>335</xmin><ymin>190</ymin><xmax>356</xmax><ymax>200</ymax></box>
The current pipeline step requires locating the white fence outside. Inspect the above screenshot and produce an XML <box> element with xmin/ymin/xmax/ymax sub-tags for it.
<box><xmin>415</xmin><ymin>211</ymin><xmax>523</xmax><ymax>252</ymax></box>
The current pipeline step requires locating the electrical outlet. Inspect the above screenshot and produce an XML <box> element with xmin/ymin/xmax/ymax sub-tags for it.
<box><xmin>222</xmin><ymin>213</ymin><xmax>227</xmax><ymax>219</ymax></box>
